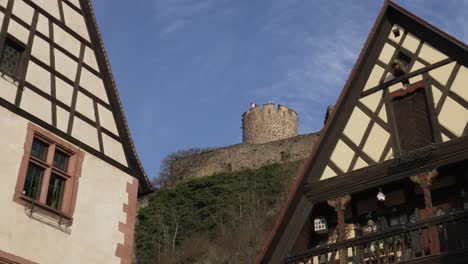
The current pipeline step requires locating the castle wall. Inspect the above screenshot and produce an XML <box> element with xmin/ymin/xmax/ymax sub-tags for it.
<box><xmin>171</xmin><ymin>132</ymin><xmax>319</xmax><ymax>181</ymax></box>
<box><xmin>242</xmin><ymin>104</ymin><xmax>298</xmax><ymax>144</ymax></box>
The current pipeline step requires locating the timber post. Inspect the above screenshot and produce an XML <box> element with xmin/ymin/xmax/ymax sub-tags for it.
<box><xmin>327</xmin><ymin>195</ymin><xmax>352</xmax><ymax>263</ymax></box>
<box><xmin>410</xmin><ymin>169</ymin><xmax>440</xmax><ymax>255</ymax></box>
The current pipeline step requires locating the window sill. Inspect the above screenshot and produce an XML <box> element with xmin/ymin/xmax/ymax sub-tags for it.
<box><xmin>0</xmin><ymin>72</ymin><xmax>19</xmax><ymax>86</ymax></box>
<box><xmin>13</xmin><ymin>194</ymin><xmax>73</xmax><ymax>233</ymax></box>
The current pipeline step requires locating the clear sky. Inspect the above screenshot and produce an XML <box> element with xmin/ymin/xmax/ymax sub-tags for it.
<box><xmin>91</xmin><ymin>0</ymin><xmax>467</xmax><ymax>179</ymax></box>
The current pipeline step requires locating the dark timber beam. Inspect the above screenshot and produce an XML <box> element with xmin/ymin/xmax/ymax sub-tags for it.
<box><xmin>302</xmin><ymin>136</ymin><xmax>468</xmax><ymax>203</ymax></box>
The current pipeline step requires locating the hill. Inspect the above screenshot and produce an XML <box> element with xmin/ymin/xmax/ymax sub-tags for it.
<box><xmin>135</xmin><ymin>161</ymin><xmax>303</xmax><ymax>263</ymax></box>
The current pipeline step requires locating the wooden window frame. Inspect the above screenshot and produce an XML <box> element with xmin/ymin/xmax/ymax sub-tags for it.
<box><xmin>13</xmin><ymin>123</ymin><xmax>84</xmax><ymax>224</ymax></box>
<box><xmin>0</xmin><ymin>35</ymin><xmax>27</xmax><ymax>82</ymax></box>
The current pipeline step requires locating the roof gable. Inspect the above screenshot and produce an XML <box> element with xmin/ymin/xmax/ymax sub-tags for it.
<box><xmin>256</xmin><ymin>1</ymin><xmax>467</xmax><ymax>263</ymax></box>
<box><xmin>0</xmin><ymin>0</ymin><xmax>152</xmax><ymax>194</ymax></box>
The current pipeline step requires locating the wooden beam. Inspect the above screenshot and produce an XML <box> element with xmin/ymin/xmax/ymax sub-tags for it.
<box><xmin>303</xmin><ymin>136</ymin><xmax>468</xmax><ymax>202</ymax></box>
<box><xmin>361</xmin><ymin>58</ymin><xmax>453</xmax><ymax>98</ymax></box>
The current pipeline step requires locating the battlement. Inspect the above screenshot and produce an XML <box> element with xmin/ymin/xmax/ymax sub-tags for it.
<box><xmin>243</xmin><ymin>103</ymin><xmax>297</xmax><ymax>117</ymax></box>
<box><xmin>242</xmin><ymin>103</ymin><xmax>298</xmax><ymax>144</ymax></box>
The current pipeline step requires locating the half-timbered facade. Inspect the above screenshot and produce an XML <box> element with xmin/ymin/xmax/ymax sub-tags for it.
<box><xmin>0</xmin><ymin>0</ymin><xmax>152</xmax><ymax>263</ymax></box>
<box><xmin>256</xmin><ymin>2</ymin><xmax>468</xmax><ymax>264</ymax></box>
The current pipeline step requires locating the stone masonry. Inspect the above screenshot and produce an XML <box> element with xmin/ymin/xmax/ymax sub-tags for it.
<box><xmin>170</xmin><ymin>104</ymin><xmax>318</xmax><ymax>181</ymax></box>
<box><xmin>243</xmin><ymin>104</ymin><xmax>298</xmax><ymax>144</ymax></box>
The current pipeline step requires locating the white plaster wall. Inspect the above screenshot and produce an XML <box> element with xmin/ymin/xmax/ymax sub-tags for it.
<box><xmin>8</xmin><ymin>19</ymin><xmax>29</xmax><ymax>45</ymax></box>
<box><xmin>0</xmin><ymin>107</ymin><xmax>134</xmax><ymax>264</ymax></box>
<box><xmin>12</xmin><ymin>0</ymin><xmax>34</xmax><ymax>24</ymax></box>
<box><xmin>84</xmin><ymin>46</ymin><xmax>99</xmax><ymax>71</ymax></box>
<box><xmin>72</xmin><ymin>117</ymin><xmax>99</xmax><ymax>150</ymax></box>
<box><xmin>31</xmin><ymin>35</ymin><xmax>50</xmax><ymax>65</ymax></box>
<box><xmin>80</xmin><ymin>68</ymin><xmax>109</xmax><ymax>103</ymax></box>
<box><xmin>36</xmin><ymin>14</ymin><xmax>49</xmax><ymax>37</ymax></box>
<box><xmin>53</xmin><ymin>24</ymin><xmax>81</xmax><ymax>57</ymax></box>
<box><xmin>25</xmin><ymin>61</ymin><xmax>51</xmax><ymax>94</ymax></box>
<box><xmin>32</xmin><ymin>0</ymin><xmax>60</xmax><ymax>21</ymax></box>
<box><xmin>63</xmin><ymin>4</ymin><xmax>90</xmax><ymax>41</ymax></box>
<box><xmin>55</xmin><ymin>48</ymin><xmax>78</xmax><ymax>81</ymax></box>
<box><xmin>102</xmin><ymin>133</ymin><xmax>128</xmax><ymax>166</ymax></box>
<box><xmin>0</xmin><ymin>76</ymin><xmax>17</xmax><ymax>103</ymax></box>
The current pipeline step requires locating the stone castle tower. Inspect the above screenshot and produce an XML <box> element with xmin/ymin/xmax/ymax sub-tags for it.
<box><xmin>242</xmin><ymin>103</ymin><xmax>298</xmax><ymax>144</ymax></box>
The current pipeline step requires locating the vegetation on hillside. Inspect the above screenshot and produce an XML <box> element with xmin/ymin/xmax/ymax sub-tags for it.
<box><xmin>135</xmin><ymin>161</ymin><xmax>303</xmax><ymax>263</ymax></box>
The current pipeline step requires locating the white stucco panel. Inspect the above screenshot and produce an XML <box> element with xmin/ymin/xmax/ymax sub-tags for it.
<box><xmin>36</xmin><ymin>14</ymin><xmax>49</xmax><ymax>37</ymax></box>
<box><xmin>8</xmin><ymin>20</ymin><xmax>29</xmax><ymax>45</ymax></box>
<box><xmin>32</xmin><ymin>0</ymin><xmax>60</xmax><ymax>20</ymax></box>
<box><xmin>84</xmin><ymin>46</ymin><xmax>99</xmax><ymax>72</ymax></box>
<box><xmin>320</xmin><ymin>166</ymin><xmax>336</xmax><ymax>181</ymax></box>
<box><xmin>12</xmin><ymin>0</ymin><xmax>34</xmax><ymax>24</ymax></box>
<box><xmin>418</xmin><ymin>43</ymin><xmax>447</xmax><ymax>64</ymax></box>
<box><xmin>25</xmin><ymin>61</ymin><xmax>51</xmax><ymax>94</ymax></box>
<box><xmin>56</xmin><ymin>106</ymin><xmax>70</xmax><ymax>132</ymax></box>
<box><xmin>20</xmin><ymin>88</ymin><xmax>51</xmax><ymax>124</ymax></box>
<box><xmin>76</xmin><ymin>91</ymin><xmax>96</xmax><ymax>122</ymax></box>
<box><xmin>330</xmin><ymin>140</ymin><xmax>355</xmax><ymax>173</ymax></box>
<box><xmin>378</xmin><ymin>43</ymin><xmax>396</xmax><ymax>65</ymax></box>
<box><xmin>98</xmin><ymin>104</ymin><xmax>119</xmax><ymax>136</ymax></box>
<box><xmin>63</xmin><ymin>4</ymin><xmax>90</xmax><ymax>41</ymax></box>
<box><xmin>362</xmin><ymin>124</ymin><xmax>389</xmax><ymax>162</ymax></box>
<box><xmin>31</xmin><ymin>35</ymin><xmax>50</xmax><ymax>65</ymax></box>
<box><xmin>72</xmin><ymin>117</ymin><xmax>99</xmax><ymax>150</ymax></box>
<box><xmin>55</xmin><ymin>77</ymin><xmax>74</xmax><ymax>106</ymax></box>
<box><xmin>429</xmin><ymin>61</ymin><xmax>455</xmax><ymax>86</ymax></box>
<box><xmin>53</xmin><ymin>24</ymin><xmax>81</xmax><ymax>57</ymax></box>
<box><xmin>80</xmin><ymin>68</ymin><xmax>109</xmax><ymax>104</ymax></box>
<box><xmin>102</xmin><ymin>133</ymin><xmax>128</xmax><ymax>166</ymax></box>
<box><xmin>55</xmin><ymin>49</ymin><xmax>78</xmax><ymax>82</ymax></box>
<box><xmin>401</xmin><ymin>33</ymin><xmax>420</xmax><ymax>54</ymax></box>
<box><xmin>438</xmin><ymin>97</ymin><xmax>467</xmax><ymax>137</ymax></box>
<box><xmin>364</xmin><ymin>65</ymin><xmax>385</xmax><ymax>91</ymax></box>
<box><xmin>451</xmin><ymin>66</ymin><xmax>468</xmax><ymax>102</ymax></box>
<box><xmin>0</xmin><ymin>77</ymin><xmax>18</xmax><ymax>103</ymax></box>
<box><xmin>343</xmin><ymin>107</ymin><xmax>370</xmax><ymax>146</ymax></box>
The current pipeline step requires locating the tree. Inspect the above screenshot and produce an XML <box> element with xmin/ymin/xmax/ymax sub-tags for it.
<box><xmin>152</xmin><ymin>147</ymin><xmax>213</xmax><ymax>189</ymax></box>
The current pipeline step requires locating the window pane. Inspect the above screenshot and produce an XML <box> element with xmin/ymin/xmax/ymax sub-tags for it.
<box><xmin>30</xmin><ymin>139</ymin><xmax>48</xmax><ymax>161</ymax></box>
<box><xmin>23</xmin><ymin>163</ymin><xmax>44</xmax><ymax>200</ymax></box>
<box><xmin>46</xmin><ymin>174</ymin><xmax>66</xmax><ymax>210</ymax></box>
<box><xmin>53</xmin><ymin>150</ymin><xmax>69</xmax><ymax>171</ymax></box>
<box><xmin>0</xmin><ymin>43</ymin><xmax>21</xmax><ymax>77</ymax></box>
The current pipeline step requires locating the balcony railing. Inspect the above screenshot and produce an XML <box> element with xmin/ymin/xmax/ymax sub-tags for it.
<box><xmin>284</xmin><ymin>209</ymin><xmax>468</xmax><ymax>264</ymax></box>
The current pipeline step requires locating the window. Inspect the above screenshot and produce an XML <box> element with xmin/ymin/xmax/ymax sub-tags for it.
<box><xmin>14</xmin><ymin>123</ymin><xmax>84</xmax><ymax>223</ymax></box>
<box><xmin>0</xmin><ymin>37</ymin><xmax>25</xmax><ymax>80</ymax></box>
<box><xmin>391</xmin><ymin>81</ymin><xmax>434</xmax><ymax>152</ymax></box>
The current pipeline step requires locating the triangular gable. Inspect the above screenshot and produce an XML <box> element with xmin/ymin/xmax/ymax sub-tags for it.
<box><xmin>81</xmin><ymin>0</ymin><xmax>152</xmax><ymax>195</ymax></box>
<box><xmin>256</xmin><ymin>2</ymin><xmax>467</xmax><ymax>263</ymax></box>
<box><xmin>0</xmin><ymin>0</ymin><xmax>152</xmax><ymax>194</ymax></box>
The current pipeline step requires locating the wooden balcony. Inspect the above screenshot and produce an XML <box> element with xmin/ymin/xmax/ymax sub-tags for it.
<box><xmin>284</xmin><ymin>209</ymin><xmax>468</xmax><ymax>264</ymax></box>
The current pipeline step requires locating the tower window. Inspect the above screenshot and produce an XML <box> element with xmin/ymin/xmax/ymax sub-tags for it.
<box><xmin>0</xmin><ymin>37</ymin><xmax>24</xmax><ymax>79</ymax></box>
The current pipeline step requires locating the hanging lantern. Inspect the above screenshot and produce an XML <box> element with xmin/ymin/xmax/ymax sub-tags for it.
<box><xmin>314</xmin><ymin>217</ymin><xmax>328</xmax><ymax>234</ymax></box>
<box><xmin>377</xmin><ymin>187</ymin><xmax>386</xmax><ymax>201</ymax></box>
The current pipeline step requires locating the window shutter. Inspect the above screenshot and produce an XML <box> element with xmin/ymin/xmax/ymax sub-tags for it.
<box><xmin>392</xmin><ymin>87</ymin><xmax>434</xmax><ymax>152</ymax></box>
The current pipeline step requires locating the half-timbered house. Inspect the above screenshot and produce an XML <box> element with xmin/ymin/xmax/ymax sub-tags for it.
<box><xmin>0</xmin><ymin>0</ymin><xmax>152</xmax><ymax>263</ymax></box>
<box><xmin>256</xmin><ymin>1</ymin><xmax>468</xmax><ymax>263</ymax></box>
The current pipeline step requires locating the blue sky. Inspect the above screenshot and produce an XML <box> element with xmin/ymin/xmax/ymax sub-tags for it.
<box><xmin>91</xmin><ymin>0</ymin><xmax>467</xmax><ymax>179</ymax></box>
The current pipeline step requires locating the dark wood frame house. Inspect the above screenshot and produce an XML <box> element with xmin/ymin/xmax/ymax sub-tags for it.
<box><xmin>256</xmin><ymin>1</ymin><xmax>468</xmax><ymax>263</ymax></box>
